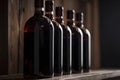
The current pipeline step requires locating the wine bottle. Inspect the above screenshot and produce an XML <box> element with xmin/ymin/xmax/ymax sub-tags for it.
<box><xmin>24</xmin><ymin>0</ymin><xmax>54</xmax><ymax>78</ymax></box>
<box><xmin>66</xmin><ymin>10</ymin><xmax>83</xmax><ymax>73</ymax></box>
<box><xmin>75</xmin><ymin>12</ymin><xmax>91</xmax><ymax>72</ymax></box>
<box><xmin>45</xmin><ymin>0</ymin><xmax>63</xmax><ymax>76</ymax></box>
<box><xmin>55</xmin><ymin>7</ymin><xmax>72</xmax><ymax>75</ymax></box>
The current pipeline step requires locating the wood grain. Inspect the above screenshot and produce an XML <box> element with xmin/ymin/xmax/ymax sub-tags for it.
<box><xmin>8</xmin><ymin>0</ymin><xmax>34</xmax><ymax>74</ymax></box>
<box><xmin>1</xmin><ymin>70</ymin><xmax>120</xmax><ymax>80</ymax></box>
<box><xmin>8</xmin><ymin>0</ymin><xmax>19</xmax><ymax>74</ymax></box>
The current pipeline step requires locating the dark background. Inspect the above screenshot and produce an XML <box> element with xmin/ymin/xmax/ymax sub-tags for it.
<box><xmin>99</xmin><ymin>0</ymin><xmax>120</xmax><ymax>68</ymax></box>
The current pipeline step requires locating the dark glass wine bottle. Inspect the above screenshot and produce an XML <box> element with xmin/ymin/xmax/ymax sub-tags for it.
<box><xmin>66</xmin><ymin>10</ymin><xmax>83</xmax><ymax>73</ymax></box>
<box><xmin>55</xmin><ymin>7</ymin><xmax>72</xmax><ymax>75</ymax></box>
<box><xmin>75</xmin><ymin>12</ymin><xmax>91</xmax><ymax>72</ymax></box>
<box><xmin>45</xmin><ymin>0</ymin><xmax>63</xmax><ymax>76</ymax></box>
<box><xmin>24</xmin><ymin>0</ymin><xmax>54</xmax><ymax>78</ymax></box>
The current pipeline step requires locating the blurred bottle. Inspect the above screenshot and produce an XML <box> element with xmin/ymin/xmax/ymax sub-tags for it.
<box><xmin>66</xmin><ymin>10</ymin><xmax>83</xmax><ymax>73</ymax></box>
<box><xmin>75</xmin><ymin>12</ymin><xmax>91</xmax><ymax>72</ymax></box>
<box><xmin>55</xmin><ymin>7</ymin><xmax>72</xmax><ymax>75</ymax></box>
<box><xmin>45</xmin><ymin>0</ymin><xmax>63</xmax><ymax>76</ymax></box>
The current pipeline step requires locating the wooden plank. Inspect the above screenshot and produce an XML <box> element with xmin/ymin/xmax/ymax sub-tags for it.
<box><xmin>91</xmin><ymin>0</ymin><xmax>100</xmax><ymax>69</ymax></box>
<box><xmin>39</xmin><ymin>70</ymin><xmax>120</xmax><ymax>80</ymax></box>
<box><xmin>8</xmin><ymin>0</ymin><xmax>34</xmax><ymax>74</ymax></box>
<box><xmin>8</xmin><ymin>0</ymin><xmax>20</xmax><ymax>74</ymax></box>
<box><xmin>1</xmin><ymin>70</ymin><xmax>120</xmax><ymax>80</ymax></box>
<box><xmin>0</xmin><ymin>0</ymin><xmax>8</xmax><ymax>75</ymax></box>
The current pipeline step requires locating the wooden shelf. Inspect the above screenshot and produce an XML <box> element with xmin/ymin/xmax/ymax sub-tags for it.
<box><xmin>44</xmin><ymin>70</ymin><xmax>120</xmax><ymax>80</ymax></box>
<box><xmin>1</xmin><ymin>70</ymin><xmax>120</xmax><ymax>80</ymax></box>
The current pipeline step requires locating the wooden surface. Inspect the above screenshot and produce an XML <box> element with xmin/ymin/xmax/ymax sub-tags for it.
<box><xmin>0</xmin><ymin>70</ymin><xmax>120</xmax><ymax>80</ymax></box>
<box><xmin>43</xmin><ymin>70</ymin><xmax>120</xmax><ymax>80</ymax></box>
<box><xmin>8</xmin><ymin>0</ymin><xmax>34</xmax><ymax>74</ymax></box>
<box><xmin>8</xmin><ymin>0</ymin><xmax>19</xmax><ymax>74</ymax></box>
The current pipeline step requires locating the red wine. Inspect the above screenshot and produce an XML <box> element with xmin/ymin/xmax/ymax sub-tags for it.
<box><xmin>45</xmin><ymin>1</ymin><xmax>63</xmax><ymax>76</ymax></box>
<box><xmin>55</xmin><ymin>7</ymin><xmax>72</xmax><ymax>75</ymax></box>
<box><xmin>66</xmin><ymin>10</ymin><xmax>83</xmax><ymax>73</ymax></box>
<box><xmin>24</xmin><ymin>0</ymin><xmax>54</xmax><ymax>78</ymax></box>
<box><xmin>75</xmin><ymin>12</ymin><xmax>91</xmax><ymax>72</ymax></box>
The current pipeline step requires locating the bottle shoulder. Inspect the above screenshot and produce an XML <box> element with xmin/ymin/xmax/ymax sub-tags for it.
<box><xmin>37</xmin><ymin>15</ymin><xmax>54</xmax><ymax>30</ymax></box>
<box><xmin>70</xmin><ymin>25</ymin><xmax>83</xmax><ymax>37</ymax></box>
<box><xmin>76</xmin><ymin>27</ymin><xmax>83</xmax><ymax>36</ymax></box>
<box><xmin>80</xmin><ymin>27</ymin><xmax>91</xmax><ymax>37</ymax></box>
<box><xmin>24</xmin><ymin>16</ymin><xmax>36</xmax><ymax>32</ymax></box>
<box><xmin>24</xmin><ymin>15</ymin><xmax>54</xmax><ymax>32</ymax></box>
<box><xmin>42</xmin><ymin>16</ymin><xmax>52</xmax><ymax>23</ymax></box>
<box><xmin>69</xmin><ymin>25</ymin><xmax>79</xmax><ymax>32</ymax></box>
<box><xmin>59</xmin><ymin>23</ymin><xmax>72</xmax><ymax>34</ymax></box>
<box><xmin>85</xmin><ymin>28</ymin><xmax>91</xmax><ymax>37</ymax></box>
<box><xmin>52</xmin><ymin>20</ymin><xmax>63</xmax><ymax>31</ymax></box>
<box><xmin>25</xmin><ymin>16</ymin><xmax>36</xmax><ymax>25</ymax></box>
<box><xmin>66</xmin><ymin>25</ymin><xmax>72</xmax><ymax>34</ymax></box>
<box><xmin>60</xmin><ymin>23</ymin><xmax>67</xmax><ymax>28</ymax></box>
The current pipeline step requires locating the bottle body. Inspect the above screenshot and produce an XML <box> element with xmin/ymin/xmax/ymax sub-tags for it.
<box><xmin>52</xmin><ymin>21</ymin><xmax>63</xmax><ymax>76</ymax></box>
<box><xmin>68</xmin><ymin>25</ymin><xmax>83</xmax><ymax>73</ymax></box>
<box><xmin>24</xmin><ymin>15</ymin><xmax>54</xmax><ymax>78</ymax></box>
<box><xmin>61</xmin><ymin>24</ymin><xmax>72</xmax><ymax>75</ymax></box>
<box><xmin>24</xmin><ymin>16</ymin><xmax>35</xmax><ymax>78</ymax></box>
<box><xmin>55</xmin><ymin>7</ymin><xmax>72</xmax><ymax>75</ymax></box>
<box><xmin>45</xmin><ymin>0</ymin><xmax>64</xmax><ymax>76</ymax></box>
<box><xmin>81</xmin><ymin>27</ymin><xmax>91</xmax><ymax>72</ymax></box>
<box><xmin>75</xmin><ymin>12</ymin><xmax>91</xmax><ymax>73</ymax></box>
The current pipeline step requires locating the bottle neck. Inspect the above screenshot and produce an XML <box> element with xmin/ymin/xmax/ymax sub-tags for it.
<box><xmin>75</xmin><ymin>12</ymin><xmax>85</xmax><ymax>28</ymax></box>
<box><xmin>45</xmin><ymin>0</ymin><xmax>54</xmax><ymax>20</ymax></box>
<box><xmin>81</xmin><ymin>23</ymin><xmax>84</xmax><ymax>28</ymax></box>
<box><xmin>75</xmin><ymin>21</ymin><xmax>84</xmax><ymax>28</ymax></box>
<box><xmin>45</xmin><ymin>12</ymin><xmax>54</xmax><ymax>20</ymax></box>
<box><xmin>81</xmin><ymin>19</ymin><xmax>85</xmax><ymax>28</ymax></box>
<box><xmin>35</xmin><ymin>8</ymin><xmax>44</xmax><ymax>16</ymax></box>
<box><xmin>55</xmin><ymin>16</ymin><xmax>64</xmax><ymax>24</ymax></box>
<box><xmin>55</xmin><ymin>7</ymin><xmax>64</xmax><ymax>24</ymax></box>
<box><xmin>75</xmin><ymin>21</ymin><xmax>81</xmax><ymax>27</ymax></box>
<box><xmin>81</xmin><ymin>12</ymin><xmax>85</xmax><ymax>28</ymax></box>
<box><xmin>66</xmin><ymin>10</ymin><xmax>75</xmax><ymax>26</ymax></box>
<box><xmin>67</xmin><ymin>19</ymin><xmax>75</xmax><ymax>26</ymax></box>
